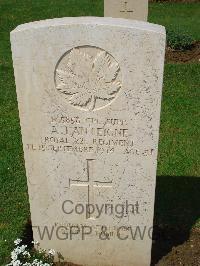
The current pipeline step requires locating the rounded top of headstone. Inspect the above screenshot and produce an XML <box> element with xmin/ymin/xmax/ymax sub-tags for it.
<box><xmin>11</xmin><ymin>17</ymin><xmax>165</xmax><ymax>36</ymax></box>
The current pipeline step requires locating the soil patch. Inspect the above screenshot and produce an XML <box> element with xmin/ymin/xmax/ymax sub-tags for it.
<box><xmin>166</xmin><ymin>41</ymin><xmax>200</xmax><ymax>63</ymax></box>
<box><xmin>156</xmin><ymin>228</ymin><xmax>200</xmax><ymax>265</ymax></box>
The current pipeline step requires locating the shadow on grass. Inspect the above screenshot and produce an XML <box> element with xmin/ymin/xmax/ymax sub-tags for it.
<box><xmin>151</xmin><ymin>175</ymin><xmax>200</xmax><ymax>265</ymax></box>
<box><xmin>21</xmin><ymin>218</ymin><xmax>33</xmax><ymax>249</ymax></box>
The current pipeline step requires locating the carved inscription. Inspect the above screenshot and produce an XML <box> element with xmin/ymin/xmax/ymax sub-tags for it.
<box><xmin>120</xmin><ymin>1</ymin><xmax>134</xmax><ymax>14</ymax></box>
<box><xmin>55</xmin><ymin>46</ymin><xmax>122</xmax><ymax>111</ymax></box>
<box><xmin>26</xmin><ymin>115</ymin><xmax>155</xmax><ymax>156</ymax></box>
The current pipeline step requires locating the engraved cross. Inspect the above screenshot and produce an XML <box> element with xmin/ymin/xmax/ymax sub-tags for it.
<box><xmin>120</xmin><ymin>1</ymin><xmax>134</xmax><ymax>14</ymax></box>
<box><xmin>69</xmin><ymin>159</ymin><xmax>112</xmax><ymax>219</ymax></box>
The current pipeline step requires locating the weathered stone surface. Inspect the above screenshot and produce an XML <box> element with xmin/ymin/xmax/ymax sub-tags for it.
<box><xmin>104</xmin><ymin>0</ymin><xmax>148</xmax><ymax>21</ymax></box>
<box><xmin>11</xmin><ymin>17</ymin><xmax>165</xmax><ymax>266</ymax></box>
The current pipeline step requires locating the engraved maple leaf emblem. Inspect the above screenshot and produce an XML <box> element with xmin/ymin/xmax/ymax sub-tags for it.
<box><xmin>56</xmin><ymin>48</ymin><xmax>121</xmax><ymax>111</ymax></box>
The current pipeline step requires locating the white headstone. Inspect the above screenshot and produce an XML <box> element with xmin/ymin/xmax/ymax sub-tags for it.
<box><xmin>104</xmin><ymin>0</ymin><xmax>149</xmax><ymax>21</ymax></box>
<box><xmin>11</xmin><ymin>17</ymin><xmax>165</xmax><ymax>266</ymax></box>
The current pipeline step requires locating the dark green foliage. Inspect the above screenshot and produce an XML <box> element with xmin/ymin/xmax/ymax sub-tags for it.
<box><xmin>167</xmin><ymin>28</ymin><xmax>195</xmax><ymax>50</ymax></box>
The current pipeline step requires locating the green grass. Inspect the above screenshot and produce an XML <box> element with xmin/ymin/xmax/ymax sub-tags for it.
<box><xmin>149</xmin><ymin>3</ymin><xmax>200</xmax><ymax>40</ymax></box>
<box><xmin>155</xmin><ymin>64</ymin><xmax>200</xmax><ymax>231</ymax></box>
<box><xmin>158</xmin><ymin>64</ymin><xmax>200</xmax><ymax>177</ymax></box>
<box><xmin>0</xmin><ymin>0</ymin><xmax>200</xmax><ymax>265</ymax></box>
